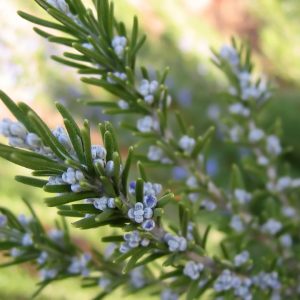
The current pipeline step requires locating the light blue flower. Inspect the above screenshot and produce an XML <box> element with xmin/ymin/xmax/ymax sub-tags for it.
<box><xmin>183</xmin><ymin>261</ymin><xmax>204</xmax><ymax>280</ymax></box>
<box><xmin>164</xmin><ymin>233</ymin><xmax>187</xmax><ymax>252</ymax></box>
<box><xmin>40</xmin><ymin>268</ymin><xmax>58</xmax><ymax>281</ymax></box>
<box><xmin>37</xmin><ymin>251</ymin><xmax>48</xmax><ymax>265</ymax></box>
<box><xmin>22</xmin><ymin>233</ymin><xmax>33</xmax><ymax>246</ymax></box>
<box><xmin>142</xmin><ymin>219</ymin><xmax>155</xmax><ymax>231</ymax></box>
<box><xmin>143</xmin><ymin>194</ymin><xmax>157</xmax><ymax>209</ymax></box>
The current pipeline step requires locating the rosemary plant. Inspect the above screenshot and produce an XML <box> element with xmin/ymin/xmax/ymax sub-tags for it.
<box><xmin>0</xmin><ymin>1</ymin><xmax>299</xmax><ymax>299</ymax></box>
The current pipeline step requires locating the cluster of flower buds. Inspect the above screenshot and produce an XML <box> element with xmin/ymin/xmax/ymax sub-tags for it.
<box><xmin>130</xmin><ymin>266</ymin><xmax>146</xmax><ymax>288</ymax></box>
<box><xmin>46</xmin><ymin>143</ymin><xmax>109</xmax><ymax>193</ymax></box>
<box><xmin>40</xmin><ymin>268</ymin><xmax>58</xmax><ymax>281</ymax></box>
<box><xmin>183</xmin><ymin>261</ymin><xmax>204</xmax><ymax>280</ymax></box>
<box><xmin>0</xmin><ymin>118</ymin><xmax>53</xmax><ymax>156</ymax></box>
<box><xmin>138</xmin><ymin>79</ymin><xmax>159</xmax><ymax>105</ymax></box>
<box><xmin>261</xmin><ymin>219</ymin><xmax>282</xmax><ymax>235</ymax></box>
<box><xmin>252</xmin><ymin>271</ymin><xmax>281</xmax><ymax>291</ymax></box>
<box><xmin>218</xmin><ymin>45</ymin><xmax>239</xmax><ymax>68</ymax></box>
<box><xmin>37</xmin><ymin>251</ymin><xmax>49</xmax><ymax>265</ymax></box>
<box><xmin>68</xmin><ymin>252</ymin><xmax>92</xmax><ymax>277</ymax></box>
<box><xmin>164</xmin><ymin>233</ymin><xmax>187</xmax><ymax>252</ymax></box>
<box><xmin>234</xmin><ymin>189</ymin><xmax>252</xmax><ymax>205</ymax></box>
<box><xmin>136</xmin><ymin>116</ymin><xmax>159</xmax><ymax>133</ymax></box>
<box><xmin>98</xmin><ymin>277</ymin><xmax>111</xmax><ymax>291</ymax></box>
<box><xmin>107</xmin><ymin>72</ymin><xmax>127</xmax><ymax>84</ymax></box>
<box><xmin>112</xmin><ymin>36</ymin><xmax>127</xmax><ymax>59</ymax></box>
<box><xmin>229</xmin><ymin>102</ymin><xmax>250</xmax><ymax>118</ymax></box>
<box><xmin>234</xmin><ymin>251</ymin><xmax>250</xmax><ymax>267</ymax></box>
<box><xmin>161</xmin><ymin>289</ymin><xmax>179</xmax><ymax>300</ymax></box>
<box><xmin>218</xmin><ymin>45</ymin><xmax>270</xmax><ymax>103</ymax></box>
<box><xmin>128</xmin><ymin>181</ymin><xmax>162</xmax><ymax>231</ymax></box>
<box><xmin>128</xmin><ymin>202</ymin><xmax>155</xmax><ymax>231</ymax></box>
<box><xmin>214</xmin><ymin>269</ymin><xmax>252</xmax><ymax>300</ymax></box>
<box><xmin>92</xmin><ymin>196</ymin><xmax>116</xmax><ymax>211</ymax></box>
<box><xmin>46</xmin><ymin>0</ymin><xmax>81</xmax><ymax>24</ymax></box>
<box><xmin>178</xmin><ymin>135</ymin><xmax>196</xmax><ymax>155</ymax></box>
<box><xmin>119</xmin><ymin>230</ymin><xmax>150</xmax><ymax>253</ymax></box>
<box><xmin>230</xmin><ymin>215</ymin><xmax>245</xmax><ymax>233</ymax></box>
<box><xmin>200</xmin><ymin>199</ymin><xmax>217</xmax><ymax>211</ymax></box>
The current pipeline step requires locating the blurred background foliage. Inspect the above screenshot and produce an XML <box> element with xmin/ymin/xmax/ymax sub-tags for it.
<box><xmin>1</xmin><ymin>0</ymin><xmax>300</xmax><ymax>298</ymax></box>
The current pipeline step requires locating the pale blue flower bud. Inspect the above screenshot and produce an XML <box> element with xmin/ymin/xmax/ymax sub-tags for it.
<box><xmin>248</xmin><ymin>128</ymin><xmax>264</xmax><ymax>143</ymax></box>
<box><xmin>118</xmin><ymin>99</ymin><xmax>129</xmax><ymax>110</ymax></box>
<box><xmin>75</xmin><ymin>170</ymin><xmax>84</xmax><ymax>181</ymax></box>
<box><xmin>135</xmin><ymin>215</ymin><xmax>144</xmax><ymax>224</ymax></box>
<box><xmin>143</xmin><ymin>194</ymin><xmax>157</xmax><ymax>208</ymax></box>
<box><xmin>10</xmin><ymin>123</ymin><xmax>27</xmax><ymax>138</ymax></box>
<box><xmin>142</xmin><ymin>219</ymin><xmax>155</xmax><ymax>231</ymax></box>
<box><xmin>94</xmin><ymin>197</ymin><xmax>108</xmax><ymax>211</ymax></box>
<box><xmin>129</xmin><ymin>181</ymin><xmax>136</xmax><ymax>194</ymax></box>
<box><xmin>261</xmin><ymin>219</ymin><xmax>282</xmax><ymax>235</ymax></box>
<box><xmin>234</xmin><ymin>189</ymin><xmax>252</xmax><ymax>204</ymax></box>
<box><xmin>91</xmin><ymin>145</ymin><xmax>106</xmax><ymax>160</ymax></box>
<box><xmin>164</xmin><ymin>233</ymin><xmax>187</xmax><ymax>252</ymax></box>
<box><xmin>112</xmin><ymin>36</ymin><xmax>127</xmax><ymax>58</ymax></box>
<box><xmin>62</xmin><ymin>168</ymin><xmax>77</xmax><ymax>184</ymax></box>
<box><xmin>183</xmin><ymin>261</ymin><xmax>204</xmax><ymax>280</ymax></box>
<box><xmin>40</xmin><ymin>268</ymin><xmax>58</xmax><ymax>281</ymax></box>
<box><xmin>234</xmin><ymin>251</ymin><xmax>250</xmax><ymax>267</ymax></box>
<box><xmin>48</xmin><ymin>229</ymin><xmax>64</xmax><ymax>241</ymax></box>
<box><xmin>141</xmin><ymin>238</ymin><xmax>150</xmax><ymax>247</ymax></box>
<box><xmin>98</xmin><ymin>277</ymin><xmax>111</xmax><ymax>290</ymax></box>
<box><xmin>179</xmin><ymin>135</ymin><xmax>196</xmax><ymax>154</ymax></box>
<box><xmin>119</xmin><ymin>243</ymin><xmax>130</xmax><ymax>253</ymax></box>
<box><xmin>37</xmin><ymin>251</ymin><xmax>48</xmax><ymax>265</ymax></box>
<box><xmin>214</xmin><ymin>269</ymin><xmax>235</xmax><ymax>292</ymax></box>
<box><xmin>18</xmin><ymin>214</ymin><xmax>31</xmax><ymax>226</ymax></box>
<box><xmin>143</xmin><ymin>207</ymin><xmax>153</xmax><ymax>219</ymax></box>
<box><xmin>107</xmin><ymin>72</ymin><xmax>127</xmax><ymax>84</ymax></box>
<box><xmin>200</xmin><ymin>199</ymin><xmax>216</xmax><ymax>211</ymax></box>
<box><xmin>71</xmin><ymin>183</ymin><xmax>82</xmax><ymax>192</ymax></box>
<box><xmin>107</xmin><ymin>198</ymin><xmax>116</xmax><ymax>209</ymax></box>
<box><xmin>82</xmin><ymin>42</ymin><xmax>93</xmax><ymax>50</ymax></box>
<box><xmin>9</xmin><ymin>137</ymin><xmax>26</xmax><ymax>147</ymax></box>
<box><xmin>279</xmin><ymin>234</ymin><xmax>292</xmax><ymax>248</ymax></box>
<box><xmin>22</xmin><ymin>233</ymin><xmax>33</xmax><ymax>246</ymax></box>
<box><xmin>161</xmin><ymin>289</ymin><xmax>179</xmax><ymax>300</ymax></box>
<box><xmin>137</xmin><ymin>116</ymin><xmax>159</xmax><ymax>132</ymax></box>
<box><xmin>123</xmin><ymin>230</ymin><xmax>141</xmax><ymax>250</ymax></box>
<box><xmin>0</xmin><ymin>119</ymin><xmax>11</xmax><ymax>137</ymax></box>
<box><xmin>219</xmin><ymin>45</ymin><xmax>239</xmax><ymax>66</ymax></box>
<box><xmin>147</xmin><ymin>146</ymin><xmax>163</xmax><ymax>161</ymax></box>
<box><xmin>130</xmin><ymin>267</ymin><xmax>145</xmax><ymax>288</ymax></box>
<box><xmin>25</xmin><ymin>133</ymin><xmax>41</xmax><ymax>149</ymax></box>
<box><xmin>52</xmin><ymin>126</ymin><xmax>72</xmax><ymax>150</ymax></box>
<box><xmin>230</xmin><ymin>215</ymin><xmax>245</xmax><ymax>233</ymax></box>
<box><xmin>266</xmin><ymin>135</ymin><xmax>281</xmax><ymax>156</ymax></box>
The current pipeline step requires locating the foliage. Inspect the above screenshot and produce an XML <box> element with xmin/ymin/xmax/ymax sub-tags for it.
<box><xmin>0</xmin><ymin>1</ymin><xmax>299</xmax><ymax>299</ymax></box>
